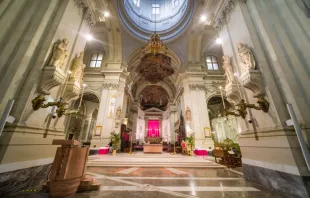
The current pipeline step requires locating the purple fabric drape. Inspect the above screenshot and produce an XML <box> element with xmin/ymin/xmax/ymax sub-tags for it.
<box><xmin>147</xmin><ymin>120</ymin><xmax>160</xmax><ymax>137</ymax></box>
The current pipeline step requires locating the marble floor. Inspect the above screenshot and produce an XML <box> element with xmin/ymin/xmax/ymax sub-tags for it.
<box><xmin>11</xmin><ymin>166</ymin><xmax>287</xmax><ymax>198</ymax></box>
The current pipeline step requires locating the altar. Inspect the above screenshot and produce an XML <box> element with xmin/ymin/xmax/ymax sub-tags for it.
<box><xmin>144</xmin><ymin>144</ymin><xmax>163</xmax><ymax>153</ymax></box>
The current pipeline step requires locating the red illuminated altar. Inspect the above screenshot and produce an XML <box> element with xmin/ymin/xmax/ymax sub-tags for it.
<box><xmin>147</xmin><ymin>120</ymin><xmax>160</xmax><ymax>137</ymax></box>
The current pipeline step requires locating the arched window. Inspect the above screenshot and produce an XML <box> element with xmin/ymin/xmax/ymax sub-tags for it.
<box><xmin>206</xmin><ymin>56</ymin><xmax>219</xmax><ymax>70</ymax></box>
<box><xmin>89</xmin><ymin>53</ymin><xmax>103</xmax><ymax>68</ymax></box>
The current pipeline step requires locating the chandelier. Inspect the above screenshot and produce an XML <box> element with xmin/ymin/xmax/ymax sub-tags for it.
<box><xmin>147</xmin><ymin>12</ymin><xmax>164</xmax><ymax>54</ymax></box>
<box><xmin>148</xmin><ymin>33</ymin><xmax>164</xmax><ymax>54</ymax></box>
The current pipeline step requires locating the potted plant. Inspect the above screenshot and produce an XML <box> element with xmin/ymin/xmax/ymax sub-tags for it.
<box><xmin>185</xmin><ymin>133</ymin><xmax>195</xmax><ymax>156</ymax></box>
<box><xmin>110</xmin><ymin>132</ymin><xmax>120</xmax><ymax>155</ymax></box>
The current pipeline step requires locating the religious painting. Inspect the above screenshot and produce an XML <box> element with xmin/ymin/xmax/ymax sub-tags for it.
<box><xmin>95</xmin><ymin>126</ymin><xmax>102</xmax><ymax>136</ymax></box>
<box><xmin>204</xmin><ymin>127</ymin><xmax>211</xmax><ymax>138</ymax></box>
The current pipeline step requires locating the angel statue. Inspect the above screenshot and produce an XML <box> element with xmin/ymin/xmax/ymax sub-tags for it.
<box><xmin>48</xmin><ymin>38</ymin><xmax>69</xmax><ymax>69</ymax></box>
<box><xmin>222</xmin><ymin>55</ymin><xmax>235</xmax><ymax>84</ymax></box>
<box><xmin>237</xmin><ymin>43</ymin><xmax>256</xmax><ymax>71</ymax></box>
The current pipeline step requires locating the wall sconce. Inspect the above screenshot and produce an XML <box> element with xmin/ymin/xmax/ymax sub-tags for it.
<box><xmin>224</xmin><ymin>97</ymin><xmax>270</xmax><ymax>119</ymax></box>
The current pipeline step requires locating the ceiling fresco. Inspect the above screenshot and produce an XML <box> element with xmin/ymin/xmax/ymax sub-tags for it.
<box><xmin>139</xmin><ymin>85</ymin><xmax>169</xmax><ymax>111</ymax></box>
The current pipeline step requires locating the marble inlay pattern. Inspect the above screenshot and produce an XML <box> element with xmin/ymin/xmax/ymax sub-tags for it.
<box><xmin>243</xmin><ymin>164</ymin><xmax>309</xmax><ymax>198</ymax></box>
<box><xmin>0</xmin><ymin>164</ymin><xmax>51</xmax><ymax>196</ymax></box>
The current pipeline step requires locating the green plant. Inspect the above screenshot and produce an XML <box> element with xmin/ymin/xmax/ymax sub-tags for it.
<box><xmin>109</xmin><ymin>132</ymin><xmax>120</xmax><ymax>150</ymax></box>
<box><xmin>185</xmin><ymin>133</ymin><xmax>195</xmax><ymax>150</ymax></box>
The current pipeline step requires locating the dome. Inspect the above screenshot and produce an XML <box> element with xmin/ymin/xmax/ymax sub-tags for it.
<box><xmin>117</xmin><ymin>0</ymin><xmax>194</xmax><ymax>41</ymax></box>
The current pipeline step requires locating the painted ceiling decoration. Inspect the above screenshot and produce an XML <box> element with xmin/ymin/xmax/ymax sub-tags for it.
<box><xmin>139</xmin><ymin>85</ymin><xmax>169</xmax><ymax>111</ymax></box>
<box><xmin>136</xmin><ymin>53</ymin><xmax>174</xmax><ymax>83</ymax></box>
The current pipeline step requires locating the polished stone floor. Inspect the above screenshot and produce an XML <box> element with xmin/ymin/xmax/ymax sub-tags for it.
<box><xmin>11</xmin><ymin>166</ymin><xmax>287</xmax><ymax>198</ymax></box>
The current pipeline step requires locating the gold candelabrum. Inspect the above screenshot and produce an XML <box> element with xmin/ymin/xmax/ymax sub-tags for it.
<box><xmin>224</xmin><ymin>97</ymin><xmax>270</xmax><ymax>119</ymax></box>
<box><xmin>32</xmin><ymin>95</ymin><xmax>80</xmax><ymax>118</ymax></box>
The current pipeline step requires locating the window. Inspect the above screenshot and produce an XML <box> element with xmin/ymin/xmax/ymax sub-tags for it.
<box><xmin>89</xmin><ymin>53</ymin><xmax>103</xmax><ymax>68</ymax></box>
<box><xmin>133</xmin><ymin>0</ymin><xmax>140</xmax><ymax>7</ymax></box>
<box><xmin>152</xmin><ymin>4</ymin><xmax>160</xmax><ymax>15</ymax></box>
<box><xmin>206</xmin><ymin>56</ymin><xmax>219</xmax><ymax>70</ymax></box>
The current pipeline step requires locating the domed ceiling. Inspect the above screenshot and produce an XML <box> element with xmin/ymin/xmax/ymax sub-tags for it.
<box><xmin>117</xmin><ymin>0</ymin><xmax>194</xmax><ymax>41</ymax></box>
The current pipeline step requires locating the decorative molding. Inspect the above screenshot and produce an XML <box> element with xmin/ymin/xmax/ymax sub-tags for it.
<box><xmin>214</xmin><ymin>0</ymin><xmax>246</xmax><ymax>31</ymax></box>
<box><xmin>189</xmin><ymin>84</ymin><xmax>206</xmax><ymax>91</ymax></box>
<box><xmin>102</xmin><ymin>83</ymin><xmax>119</xmax><ymax>90</ymax></box>
<box><xmin>74</xmin><ymin>0</ymin><xmax>96</xmax><ymax>26</ymax></box>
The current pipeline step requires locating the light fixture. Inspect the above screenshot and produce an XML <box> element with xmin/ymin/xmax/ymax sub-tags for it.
<box><xmin>68</xmin><ymin>70</ymin><xmax>72</xmax><ymax>74</ymax></box>
<box><xmin>200</xmin><ymin>15</ymin><xmax>207</xmax><ymax>22</ymax></box>
<box><xmin>103</xmin><ymin>11</ymin><xmax>110</xmax><ymax>17</ymax></box>
<box><xmin>147</xmin><ymin>11</ymin><xmax>164</xmax><ymax>54</ymax></box>
<box><xmin>234</xmin><ymin>72</ymin><xmax>239</xmax><ymax>77</ymax></box>
<box><xmin>86</xmin><ymin>34</ymin><xmax>93</xmax><ymax>41</ymax></box>
<box><xmin>216</xmin><ymin>38</ymin><xmax>222</xmax><ymax>44</ymax></box>
<box><xmin>82</xmin><ymin>83</ymin><xmax>87</xmax><ymax>87</ymax></box>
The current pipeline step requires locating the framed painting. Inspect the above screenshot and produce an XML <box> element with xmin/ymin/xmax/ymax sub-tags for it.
<box><xmin>204</xmin><ymin>127</ymin><xmax>211</xmax><ymax>138</ymax></box>
<box><xmin>95</xmin><ymin>126</ymin><xmax>102</xmax><ymax>136</ymax></box>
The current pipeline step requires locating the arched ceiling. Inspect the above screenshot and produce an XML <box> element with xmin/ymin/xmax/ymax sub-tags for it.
<box><xmin>139</xmin><ymin>85</ymin><xmax>169</xmax><ymax>111</ymax></box>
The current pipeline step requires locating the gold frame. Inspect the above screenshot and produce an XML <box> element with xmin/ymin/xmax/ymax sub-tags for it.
<box><xmin>204</xmin><ymin>127</ymin><xmax>211</xmax><ymax>138</ymax></box>
<box><xmin>95</xmin><ymin>126</ymin><xmax>102</xmax><ymax>136</ymax></box>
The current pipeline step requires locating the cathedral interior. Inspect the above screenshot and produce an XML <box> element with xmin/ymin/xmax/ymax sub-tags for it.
<box><xmin>0</xmin><ymin>0</ymin><xmax>310</xmax><ymax>197</ymax></box>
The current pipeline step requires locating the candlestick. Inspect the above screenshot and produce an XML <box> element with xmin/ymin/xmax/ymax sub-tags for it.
<box><xmin>61</xmin><ymin>70</ymin><xmax>71</xmax><ymax>98</ymax></box>
<box><xmin>219</xmin><ymin>86</ymin><xmax>226</xmax><ymax>109</ymax></box>
<box><xmin>78</xmin><ymin>83</ymin><xmax>86</xmax><ymax>109</ymax></box>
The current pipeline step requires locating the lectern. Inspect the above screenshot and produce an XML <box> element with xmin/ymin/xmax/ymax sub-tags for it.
<box><xmin>42</xmin><ymin>139</ymin><xmax>100</xmax><ymax>197</ymax></box>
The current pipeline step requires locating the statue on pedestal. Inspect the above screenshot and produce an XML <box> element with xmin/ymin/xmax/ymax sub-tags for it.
<box><xmin>185</xmin><ymin>107</ymin><xmax>191</xmax><ymax>122</ymax></box>
<box><xmin>222</xmin><ymin>55</ymin><xmax>235</xmax><ymax>84</ymax></box>
<box><xmin>237</xmin><ymin>43</ymin><xmax>256</xmax><ymax>71</ymax></box>
<box><xmin>70</xmin><ymin>52</ymin><xmax>86</xmax><ymax>84</ymax></box>
<box><xmin>115</xmin><ymin>107</ymin><xmax>121</xmax><ymax>120</ymax></box>
<box><xmin>49</xmin><ymin>38</ymin><xmax>69</xmax><ymax>69</ymax></box>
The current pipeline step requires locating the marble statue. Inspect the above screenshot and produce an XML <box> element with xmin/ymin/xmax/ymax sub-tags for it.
<box><xmin>222</xmin><ymin>55</ymin><xmax>235</xmax><ymax>83</ymax></box>
<box><xmin>185</xmin><ymin>107</ymin><xmax>191</xmax><ymax>121</ymax></box>
<box><xmin>70</xmin><ymin>52</ymin><xmax>86</xmax><ymax>84</ymax></box>
<box><xmin>49</xmin><ymin>38</ymin><xmax>69</xmax><ymax>69</ymax></box>
<box><xmin>115</xmin><ymin>107</ymin><xmax>121</xmax><ymax>120</ymax></box>
<box><xmin>237</xmin><ymin>43</ymin><xmax>255</xmax><ymax>71</ymax></box>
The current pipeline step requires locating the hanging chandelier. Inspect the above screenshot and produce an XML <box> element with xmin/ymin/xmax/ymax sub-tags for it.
<box><xmin>147</xmin><ymin>12</ymin><xmax>164</xmax><ymax>54</ymax></box>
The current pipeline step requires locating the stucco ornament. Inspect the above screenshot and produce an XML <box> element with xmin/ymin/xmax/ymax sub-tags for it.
<box><xmin>70</xmin><ymin>52</ymin><xmax>86</xmax><ymax>84</ymax></box>
<box><xmin>237</xmin><ymin>43</ymin><xmax>255</xmax><ymax>71</ymax></box>
<box><xmin>185</xmin><ymin>107</ymin><xmax>191</xmax><ymax>122</ymax></box>
<box><xmin>49</xmin><ymin>38</ymin><xmax>69</xmax><ymax>69</ymax></box>
<box><xmin>115</xmin><ymin>106</ymin><xmax>121</xmax><ymax>120</ymax></box>
<box><xmin>222</xmin><ymin>55</ymin><xmax>235</xmax><ymax>83</ymax></box>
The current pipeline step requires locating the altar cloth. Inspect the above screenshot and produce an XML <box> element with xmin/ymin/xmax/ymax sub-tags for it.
<box><xmin>194</xmin><ymin>148</ymin><xmax>207</xmax><ymax>156</ymax></box>
<box><xmin>98</xmin><ymin>147</ymin><xmax>109</xmax><ymax>155</ymax></box>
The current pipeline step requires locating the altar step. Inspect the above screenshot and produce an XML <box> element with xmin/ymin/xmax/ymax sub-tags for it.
<box><xmin>87</xmin><ymin>161</ymin><xmax>224</xmax><ymax>168</ymax></box>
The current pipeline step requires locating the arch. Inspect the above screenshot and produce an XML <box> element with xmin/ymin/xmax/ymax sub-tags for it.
<box><xmin>127</xmin><ymin>45</ymin><xmax>182</xmax><ymax>74</ymax></box>
<box><xmin>82</xmin><ymin>90</ymin><xmax>101</xmax><ymax>103</ymax></box>
<box><xmin>134</xmin><ymin>80</ymin><xmax>175</xmax><ymax>101</ymax></box>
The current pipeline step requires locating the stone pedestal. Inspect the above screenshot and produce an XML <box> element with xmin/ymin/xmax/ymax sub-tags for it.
<box><xmin>240</xmin><ymin>70</ymin><xmax>263</xmax><ymax>98</ymax></box>
<box><xmin>39</xmin><ymin>66</ymin><xmax>66</xmax><ymax>95</ymax></box>
<box><xmin>42</xmin><ymin>139</ymin><xmax>100</xmax><ymax>197</ymax></box>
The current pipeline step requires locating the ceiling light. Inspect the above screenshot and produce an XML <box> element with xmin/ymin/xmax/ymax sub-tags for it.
<box><xmin>83</xmin><ymin>83</ymin><xmax>87</xmax><ymax>87</ymax></box>
<box><xmin>103</xmin><ymin>11</ymin><xmax>110</xmax><ymax>17</ymax></box>
<box><xmin>200</xmin><ymin>15</ymin><xmax>207</xmax><ymax>22</ymax></box>
<box><xmin>216</xmin><ymin>38</ymin><xmax>222</xmax><ymax>44</ymax></box>
<box><xmin>86</xmin><ymin>34</ymin><xmax>93</xmax><ymax>41</ymax></box>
